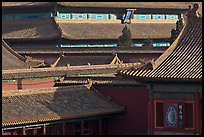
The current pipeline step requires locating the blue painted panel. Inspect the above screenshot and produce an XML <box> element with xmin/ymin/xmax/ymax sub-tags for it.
<box><xmin>58</xmin><ymin>13</ymin><xmax>71</xmax><ymax>19</ymax></box>
<box><xmin>133</xmin><ymin>14</ymin><xmax>151</xmax><ymax>20</ymax></box>
<box><xmin>59</xmin><ymin>44</ymin><xmax>118</xmax><ymax>48</ymax></box>
<box><xmin>88</xmin><ymin>14</ymin><xmax>109</xmax><ymax>20</ymax></box>
<box><xmin>72</xmin><ymin>45</ymin><xmax>88</xmax><ymax>47</ymax></box>
<box><xmin>27</xmin><ymin>15</ymin><xmax>39</xmax><ymax>19</ymax></box>
<box><xmin>72</xmin><ymin>13</ymin><xmax>87</xmax><ymax>19</ymax></box>
<box><xmin>125</xmin><ymin>10</ymin><xmax>132</xmax><ymax>21</ymax></box>
<box><xmin>166</xmin><ymin>15</ymin><xmax>178</xmax><ymax>20</ymax></box>
<box><xmin>88</xmin><ymin>14</ymin><xmax>94</xmax><ymax>19</ymax></box>
<box><xmin>4</xmin><ymin>15</ymin><xmax>15</xmax><ymax>20</ymax></box>
<box><xmin>153</xmin><ymin>43</ymin><xmax>170</xmax><ymax>47</ymax></box>
<box><xmin>152</xmin><ymin>15</ymin><xmax>165</xmax><ymax>20</ymax></box>
<box><xmin>96</xmin><ymin>14</ymin><xmax>103</xmax><ymax>19</ymax></box>
<box><xmin>109</xmin><ymin>14</ymin><xmax>117</xmax><ymax>20</ymax></box>
<box><xmin>3</xmin><ymin>13</ymin><xmax>52</xmax><ymax>20</ymax></box>
<box><xmin>122</xmin><ymin>14</ymin><xmax>126</xmax><ymax>20</ymax></box>
<box><xmin>133</xmin><ymin>44</ymin><xmax>143</xmax><ymax>47</ymax></box>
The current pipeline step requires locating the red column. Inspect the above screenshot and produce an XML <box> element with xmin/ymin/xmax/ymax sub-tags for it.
<box><xmin>33</xmin><ymin>128</ymin><xmax>37</xmax><ymax>135</ymax></box>
<box><xmin>81</xmin><ymin>120</ymin><xmax>84</xmax><ymax>135</ymax></box>
<box><xmin>62</xmin><ymin>123</ymin><xmax>65</xmax><ymax>135</ymax></box>
<box><xmin>148</xmin><ymin>98</ymin><xmax>153</xmax><ymax>135</ymax></box>
<box><xmin>99</xmin><ymin>119</ymin><xmax>102</xmax><ymax>135</ymax></box>
<box><xmin>73</xmin><ymin>123</ymin><xmax>75</xmax><ymax>135</ymax></box>
<box><xmin>194</xmin><ymin>92</ymin><xmax>200</xmax><ymax>135</ymax></box>
<box><xmin>43</xmin><ymin>125</ymin><xmax>46</xmax><ymax>135</ymax></box>
<box><xmin>17</xmin><ymin>79</ymin><xmax>22</xmax><ymax>90</ymax></box>
<box><xmin>22</xmin><ymin>127</ymin><xmax>26</xmax><ymax>135</ymax></box>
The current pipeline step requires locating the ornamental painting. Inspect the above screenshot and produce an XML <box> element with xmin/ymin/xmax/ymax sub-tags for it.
<box><xmin>164</xmin><ymin>103</ymin><xmax>178</xmax><ymax>128</ymax></box>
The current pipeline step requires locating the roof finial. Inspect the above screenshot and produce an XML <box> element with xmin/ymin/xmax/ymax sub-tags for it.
<box><xmin>186</xmin><ymin>3</ymin><xmax>202</xmax><ymax>24</ymax></box>
<box><xmin>87</xmin><ymin>79</ymin><xmax>93</xmax><ymax>89</ymax></box>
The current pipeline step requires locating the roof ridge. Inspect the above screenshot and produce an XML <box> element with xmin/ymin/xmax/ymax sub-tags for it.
<box><xmin>153</xmin><ymin>3</ymin><xmax>202</xmax><ymax>69</ymax></box>
<box><xmin>153</xmin><ymin>23</ymin><xmax>187</xmax><ymax>69</ymax></box>
<box><xmin>2</xmin><ymin>85</ymin><xmax>88</xmax><ymax>97</ymax></box>
<box><xmin>120</xmin><ymin>3</ymin><xmax>202</xmax><ymax>82</ymax></box>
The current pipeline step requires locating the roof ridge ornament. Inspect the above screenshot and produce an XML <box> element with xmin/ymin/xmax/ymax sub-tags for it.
<box><xmin>186</xmin><ymin>3</ymin><xmax>202</xmax><ymax>24</ymax></box>
<box><xmin>122</xmin><ymin>9</ymin><xmax>136</xmax><ymax>24</ymax></box>
<box><xmin>87</xmin><ymin>79</ymin><xmax>93</xmax><ymax>89</ymax></box>
<box><xmin>110</xmin><ymin>54</ymin><xmax>122</xmax><ymax>65</ymax></box>
<box><xmin>51</xmin><ymin>51</ymin><xmax>65</xmax><ymax>68</ymax></box>
<box><xmin>137</xmin><ymin>59</ymin><xmax>155</xmax><ymax>71</ymax></box>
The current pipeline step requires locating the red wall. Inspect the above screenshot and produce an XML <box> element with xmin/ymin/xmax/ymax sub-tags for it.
<box><xmin>21</xmin><ymin>78</ymin><xmax>55</xmax><ymax>89</ymax></box>
<box><xmin>2</xmin><ymin>78</ymin><xmax>55</xmax><ymax>91</ymax></box>
<box><xmin>96</xmin><ymin>87</ymin><xmax>149</xmax><ymax>134</ymax></box>
<box><xmin>2</xmin><ymin>81</ymin><xmax>18</xmax><ymax>91</ymax></box>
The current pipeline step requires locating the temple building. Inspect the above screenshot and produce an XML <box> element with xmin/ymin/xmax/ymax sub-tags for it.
<box><xmin>2</xmin><ymin>2</ymin><xmax>202</xmax><ymax>135</ymax></box>
<box><xmin>120</xmin><ymin>3</ymin><xmax>202</xmax><ymax>135</ymax></box>
<box><xmin>2</xmin><ymin>2</ymin><xmax>199</xmax><ymax>67</ymax></box>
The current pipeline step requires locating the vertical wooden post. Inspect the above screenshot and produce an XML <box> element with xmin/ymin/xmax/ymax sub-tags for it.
<box><xmin>90</xmin><ymin>120</ymin><xmax>93</xmax><ymax>135</ymax></box>
<box><xmin>81</xmin><ymin>120</ymin><xmax>84</xmax><ymax>135</ymax></box>
<box><xmin>147</xmin><ymin>84</ymin><xmax>154</xmax><ymax>135</ymax></box>
<box><xmin>194</xmin><ymin>92</ymin><xmax>200</xmax><ymax>135</ymax></box>
<box><xmin>147</xmin><ymin>99</ymin><xmax>151</xmax><ymax>135</ymax></box>
<box><xmin>33</xmin><ymin>128</ymin><xmax>37</xmax><ymax>135</ymax></box>
<box><xmin>72</xmin><ymin>123</ymin><xmax>75</xmax><ymax>135</ymax></box>
<box><xmin>62</xmin><ymin>123</ymin><xmax>65</xmax><ymax>135</ymax></box>
<box><xmin>22</xmin><ymin>127</ymin><xmax>26</xmax><ymax>135</ymax></box>
<box><xmin>148</xmin><ymin>96</ymin><xmax>153</xmax><ymax>135</ymax></box>
<box><xmin>43</xmin><ymin>125</ymin><xmax>46</xmax><ymax>135</ymax></box>
<box><xmin>17</xmin><ymin>79</ymin><xmax>22</xmax><ymax>90</ymax></box>
<box><xmin>99</xmin><ymin>119</ymin><xmax>102</xmax><ymax>135</ymax></box>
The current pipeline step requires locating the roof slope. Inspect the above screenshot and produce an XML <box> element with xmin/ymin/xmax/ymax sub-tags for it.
<box><xmin>2</xmin><ymin>85</ymin><xmax>124</xmax><ymax>127</ymax></box>
<box><xmin>56</xmin><ymin>54</ymin><xmax>115</xmax><ymax>67</ymax></box>
<box><xmin>2</xmin><ymin>40</ymin><xmax>44</xmax><ymax>70</ymax></box>
<box><xmin>2</xmin><ymin>2</ymin><xmax>56</xmax><ymax>7</ymax></box>
<box><xmin>2</xmin><ymin>18</ymin><xmax>61</xmax><ymax>41</ymax></box>
<box><xmin>2</xmin><ymin>2</ymin><xmax>198</xmax><ymax>10</ymax></box>
<box><xmin>120</xmin><ymin>4</ymin><xmax>202</xmax><ymax>82</ymax></box>
<box><xmin>58</xmin><ymin>2</ymin><xmax>196</xmax><ymax>9</ymax></box>
<box><xmin>2</xmin><ymin>62</ymin><xmax>140</xmax><ymax>80</ymax></box>
<box><xmin>12</xmin><ymin>46</ymin><xmax>167</xmax><ymax>54</ymax></box>
<box><xmin>57</xmin><ymin>21</ymin><xmax>175</xmax><ymax>40</ymax></box>
<box><xmin>2</xmin><ymin>64</ymin><xmax>118</xmax><ymax>80</ymax></box>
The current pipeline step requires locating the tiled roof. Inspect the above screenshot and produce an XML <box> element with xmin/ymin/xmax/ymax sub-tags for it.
<box><xmin>55</xmin><ymin>75</ymin><xmax>145</xmax><ymax>86</ymax></box>
<box><xmin>2</xmin><ymin>85</ymin><xmax>124</xmax><ymax>126</ymax></box>
<box><xmin>120</xmin><ymin>4</ymin><xmax>202</xmax><ymax>82</ymax></box>
<box><xmin>56</xmin><ymin>55</ymin><xmax>115</xmax><ymax>67</ymax></box>
<box><xmin>2</xmin><ymin>40</ymin><xmax>44</xmax><ymax>70</ymax></box>
<box><xmin>2</xmin><ymin>62</ymin><xmax>140</xmax><ymax>80</ymax></box>
<box><xmin>57</xmin><ymin>21</ymin><xmax>175</xmax><ymax>40</ymax></box>
<box><xmin>2</xmin><ymin>2</ymin><xmax>56</xmax><ymax>7</ymax></box>
<box><xmin>13</xmin><ymin>46</ymin><xmax>167</xmax><ymax>54</ymax></box>
<box><xmin>2</xmin><ymin>64</ymin><xmax>117</xmax><ymax>80</ymax></box>
<box><xmin>53</xmin><ymin>53</ymin><xmax>152</xmax><ymax>67</ymax></box>
<box><xmin>2</xmin><ymin>19</ymin><xmax>61</xmax><ymax>41</ymax></box>
<box><xmin>2</xmin><ymin>2</ymin><xmax>198</xmax><ymax>10</ymax></box>
<box><xmin>58</xmin><ymin>2</ymin><xmax>195</xmax><ymax>9</ymax></box>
